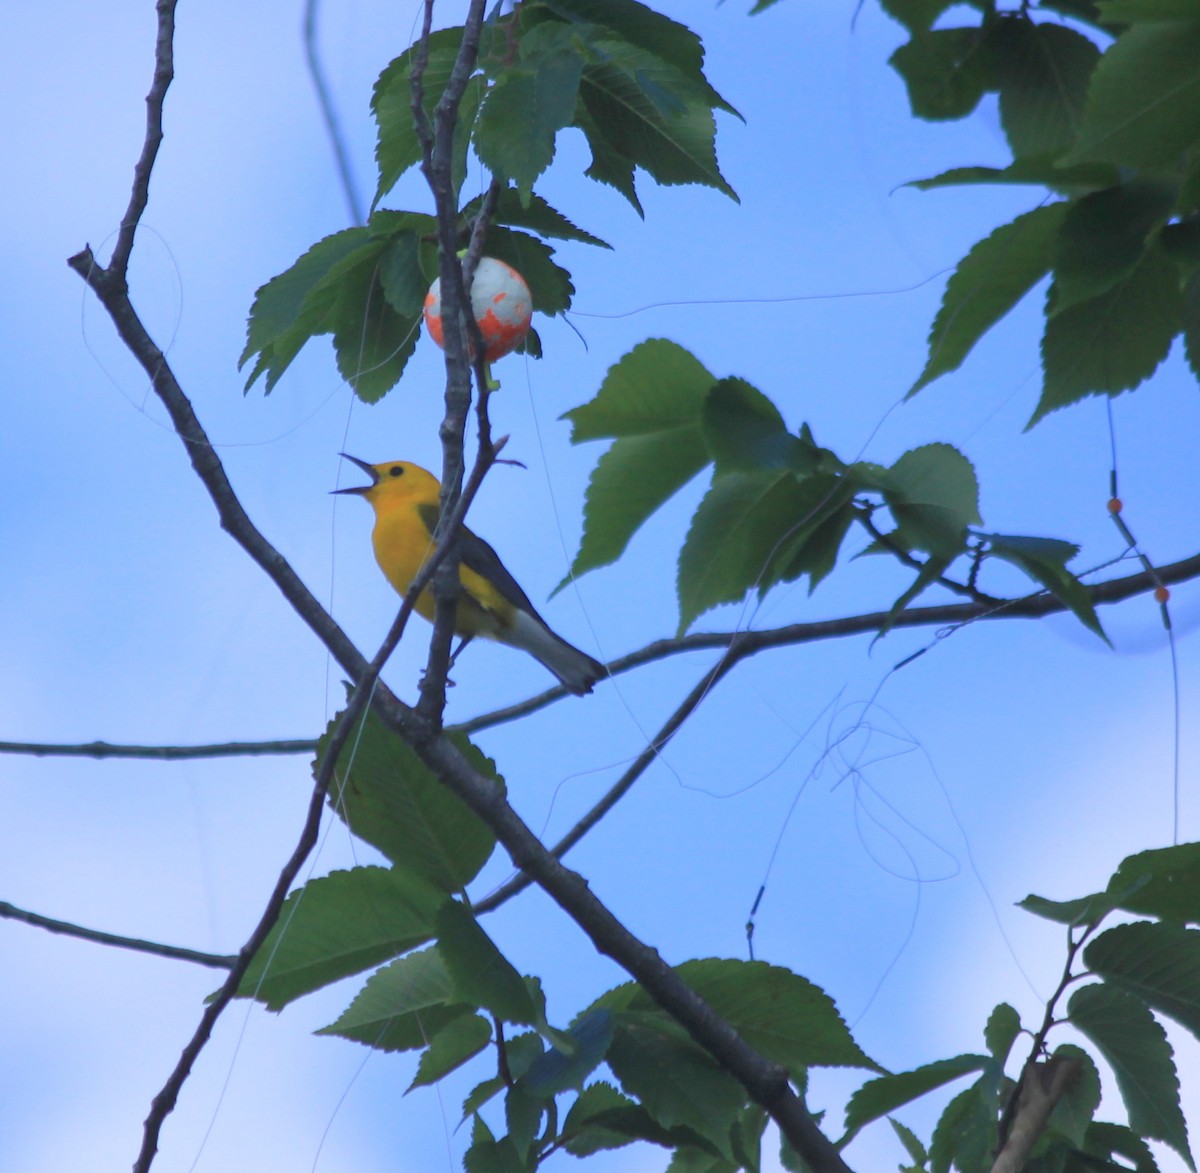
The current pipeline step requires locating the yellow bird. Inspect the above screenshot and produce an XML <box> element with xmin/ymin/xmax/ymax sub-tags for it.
<box><xmin>335</xmin><ymin>455</ymin><xmax>604</xmax><ymax>696</ymax></box>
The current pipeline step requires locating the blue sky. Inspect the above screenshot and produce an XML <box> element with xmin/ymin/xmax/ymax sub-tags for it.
<box><xmin>2</xmin><ymin>2</ymin><xmax>1197</xmax><ymax>1171</ymax></box>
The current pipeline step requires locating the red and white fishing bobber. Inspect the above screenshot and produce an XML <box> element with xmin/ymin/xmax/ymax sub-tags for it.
<box><xmin>423</xmin><ymin>257</ymin><xmax>532</xmax><ymax>362</ymax></box>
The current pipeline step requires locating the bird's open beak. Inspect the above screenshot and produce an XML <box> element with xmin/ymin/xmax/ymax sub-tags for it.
<box><xmin>331</xmin><ymin>452</ymin><xmax>377</xmax><ymax>495</ymax></box>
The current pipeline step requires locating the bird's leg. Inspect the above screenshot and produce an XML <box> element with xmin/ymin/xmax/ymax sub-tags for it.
<box><xmin>447</xmin><ymin>634</ymin><xmax>474</xmax><ymax>673</ymax></box>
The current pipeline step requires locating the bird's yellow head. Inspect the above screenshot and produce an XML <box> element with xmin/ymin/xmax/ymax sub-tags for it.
<box><xmin>334</xmin><ymin>455</ymin><xmax>440</xmax><ymax>510</ymax></box>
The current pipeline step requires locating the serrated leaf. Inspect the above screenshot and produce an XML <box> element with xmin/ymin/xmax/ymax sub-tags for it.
<box><xmin>880</xmin><ymin>554</ymin><xmax>953</xmax><ymax>639</ymax></box>
<box><xmin>984</xmin><ymin>1003</ymin><xmax>1022</xmax><ymax>1067</ymax></box>
<box><xmin>878</xmin><ymin>0</ymin><xmax>962</xmax><ymax>33</ymax></box>
<box><xmin>1068</xmin><ymin>20</ymin><xmax>1200</xmax><ymax>168</ymax></box>
<box><xmin>1081</xmin><ymin>1121</ymin><xmax>1160</xmax><ymax>1173</ymax></box>
<box><xmin>1053</xmin><ymin>181</ymin><xmax>1176</xmax><ymax>312</ymax></box>
<box><xmin>578</xmin><ymin>38</ymin><xmax>737</xmax><ymax>199</ymax></box>
<box><xmin>701</xmin><ymin>378</ymin><xmax>802</xmax><ymax>472</ymax></box>
<box><xmin>884</xmin><ymin>444</ymin><xmax>980</xmax><ymax>556</ymax></box>
<box><xmin>373</xmin><ymin>28</ymin><xmax>466</xmax><ymax>205</ymax></box>
<box><xmin>464</xmin><ymin>1133</ymin><xmax>527</xmax><ymax>1173</ymax></box>
<box><xmin>1107</xmin><ymin>842</ymin><xmax>1200</xmax><ymax>924</ymax></box>
<box><xmin>988</xmin><ymin>19</ymin><xmax>1100</xmax><ymax>159</ymax></box>
<box><xmin>1043</xmin><ymin>1045</ymin><xmax>1101</xmax><ymax>1149</ymax></box>
<box><xmin>889</xmin><ymin>27</ymin><xmax>991</xmax><ymax>121</ymax></box>
<box><xmin>1184</xmin><ymin>272</ymin><xmax>1200</xmax><ymax>381</ymax></box>
<box><xmin>464</xmin><ymin>1075</ymin><xmax>506</xmax><ymax>1118</ymax></box>
<box><xmin>236</xmin><ymin>867</ymin><xmax>443</xmax><ymax>1010</ymax></box>
<box><xmin>506</xmin><ymin>1086</ymin><xmax>543</xmax><ymax>1161</ymax></box>
<box><xmin>928</xmin><ymin>1078</ymin><xmax>1001</xmax><ymax>1173</ymax></box>
<box><xmin>534</xmin><ymin>0</ymin><xmax>737</xmax><ymax>115</ymax></box>
<box><xmin>597</xmin><ymin>958</ymin><xmax>876</xmax><ymax>1074</ymax></box>
<box><xmin>577</xmin><ymin>100</ymin><xmax>643</xmax><ymax>212</ymax></box>
<box><xmin>906</xmin><ymin>157</ymin><xmax>1118</xmax><ymax>195</ymax></box>
<box><xmin>606</xmin><ymin>1012</ymin><xmax>746</xmax><ymax>1159</ymax></box>
<box><xmin>323</xmin><ymin>708</ymin><xmax>499</xmax><ymax>893</ymax></box>
<box><xmin>1068</xmin><ymin>982</ymin><xmax>1193</xmax><ymax>1168</ymax></box>
<box><xmin>676</xmin><ymin>469</ymin><xmax>814</xmax><ymax>634</ymax></box>
<box><xmin>562</xmin><ymin>429</ymin><xmax>710</xmax><ymax>586</ymax></box>
<box><xmin>480</xmin><ymin>225</ymin><xmax>574</xmax><ymax>315</ymax></box>
<box><xmin>564</xmin><ymin>338</ymin><xmax>715</xmax><ymax>439</ymax></box>
<box><xmin>985</xmin><ymin>533</ymin><xmax>1106</xmax><ymax>640</ymax></box>
<box><xmin>1018</xmin><ymin>891</ymin><xmax>1122</xmax><ymax>927</ymax></box>
<box><xmin>409</xmin><ymin>1012</ymin><xmax>492</xmax><ymax>1089</ymax></box>
<box><xmin>377</xmin><ymin>230</ymin><xmax>429</xmax><ymax>317</ymax></box>
<box><xmin>475</xmin><ymin>48</ymin><xmax>583</xmax><ymax>201</ymax></box>
<box><xmin>1035</xmin><ymin>246</ymin><xmax>1182</xmax><ymax>425</ymax></box>
<box><xmin>240</xmin><ymin>228</ymin><xmax>371</xmax><ymax>393</ymax></box>
<box><xmin>910</xmin><ymin>203</ymin><xmax>1065</xmax><ymax>395</ymax></box>
<box><xmin>437</xmin><ymin>901</ymin><xmax>539</xmax><ymax>1025</ymax></box>
<box><xmin>891</xmin><ymin>1117</ymin><xmax>929</xmax><ymax>1166</ymax></box>
<box><xmin>1084</xmin><ymin>920</ymin><xmax>1200</xmax><ymax>1042</ymax></box>
<box><xmin>318</xmin><ymin>945</ymin><xmax>471</xmax><ymax>1051</ymax></box>
<box><xmin>465</xmin><ymin>188</ymin><xmax>610</xmax><ymax>247</ymax></box>
<box><xmin>562</xmin><ymin>1081</ymin><xmax>712</xmax><ymax>1156</ymax></box>
<box><xmin>521</xmin><ymin>1009</ymin><xmax>613</xmax><ymax>1095</ymax></box>
<box><xmin>842</xmin><ymin>1055</ymin><xmax>990</xmax><ymax>1143</ymax></box>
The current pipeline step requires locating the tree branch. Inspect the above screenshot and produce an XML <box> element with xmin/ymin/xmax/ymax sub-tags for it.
<box><xmin>0</xmin><ymin>738</ymin><xmax>317</xmax><ymax>761</ymax></box>
<box><xmin>0</xmin><ymin>900</ymin><xmax>234</xmax><ymax>970</ymax></box>
<box><xmin>455</xmin><ymin>548</ymin><xmax>1200</xmax><ymax>734</ymax></box>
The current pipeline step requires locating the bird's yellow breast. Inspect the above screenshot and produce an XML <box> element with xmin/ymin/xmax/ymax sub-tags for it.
<box><xmin>369</xmin><ymin>496</ymin><xmax>516</xmax><ymax>637</ymax></box>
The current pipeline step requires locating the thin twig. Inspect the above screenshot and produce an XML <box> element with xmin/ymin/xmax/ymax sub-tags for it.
<box><xmin>455</xmin><ymin>548</ymin><xmax>1200</xmax><ymax>735</ymax></box>
<box><xmin>303</xmin><ymin>0</ymin><xmax>365</xmax><ymax>226</ymax></box>
<box><xmin>0</xmin><ymin>738</ymin><xmax>317</xmax><ymax>761</ymax></box>
<box><xmin>475</xmin><ymin>648</ymin><xmax>746</xmax><ymax>914</ymax></box>
<box><xmin>0</xmin><ymin>900</ymin><xmax>234</xmax><ymax>970</ymax></box>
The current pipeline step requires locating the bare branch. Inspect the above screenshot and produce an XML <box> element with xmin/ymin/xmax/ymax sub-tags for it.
<box><xmin>990</xmin><ymin>1056</ymin><xmax>1081</xmax><ymax>1173</ymax></box>
<box><xmin>456</xmin><ymin>548</ymin><xmax>1200</xmax><ymax>734</ymax></box>
<box><xmin>0</xmin><ymin>738</ymin><xmax>316</xmax><ymax>761</ymax></box>
<box><xmin>0</xmin><ymin>900</ymin><xmax>234</xmax><ymax>970</ymax></box>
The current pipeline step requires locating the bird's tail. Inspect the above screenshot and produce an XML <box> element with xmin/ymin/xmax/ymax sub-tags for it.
<box><xmin>502</xmin><ymin>611</ymin><xmax>605</xmax><ymax>695</ymax></box>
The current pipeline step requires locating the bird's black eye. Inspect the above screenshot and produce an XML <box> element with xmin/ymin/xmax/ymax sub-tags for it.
<box><xmin>389</xmin><ymin>465</ymin><xmax>405</xmax><ymax>477</ymax></box>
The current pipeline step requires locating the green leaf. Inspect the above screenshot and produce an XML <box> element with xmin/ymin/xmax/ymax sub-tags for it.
<box><xmin>842</xmin><ymin>1055</ymin><xmax>990</xmax><ymax>1143</ymax></box>
<box><xmin>1080</xmin><ymin>1121</ymin><xmax>1160</xmax><ymax>1173</ymax></box>
<box><xmin>318</xmin><ymin>945</ymin><xmax>471</xmax><ymax>1051</ymax></box>
<box><xmin>577</xmin><ymin>38</ymin><xmax>737</xmax><ymax>199</ymax></box>
<box><xmin>598</xmin><ymin>958</ymin><xmax>876</xmax><ymax>1073</ymax></box>
<box><xmin>475</xmin><ymin>43</ymin><xmax>584</xmax><ymax>201</ymax></box>
<box><xmin>878</xmin><ymin>0</ymin><xmax>962</xmax><ymax>34</ymax></box>
<box><xmin>240</xmin><ymin>228</ymin><xmax>371</xmax><ymax>393</ymax></box>
<box><xmin>436</xmin><ymin>901</ymin><xmax>539</xmax><ymax>1025</ymax></box>
<box><xmin>376</xmin><ymin>229</ymin><xmax>431</xmax><ymax>318</ymax></box>
<box><xmin>563</xmin><ymin>430</ymin><xmax>710</xmax><ymax>585</ymax></box>
<box><xmin>463</xmin><ymin>1075</ymin><xmax>506</xmax><ymax>1118</ymax></box>
<box><xmin>984</xmin><ymin>1003</ymin><xmax>1022</xmax><ymax>1067</ymax></box>
<box><xmin>606</xmin><ymin>1012</ymin><xmax>746</xmax><ymax>1159</ymax></box>
<box><xmin>322</xmin><ymin>709</ymin><xmax>499</xmax><ymax>893</ymax></box>
<box><xmin>730</xmin><ymin>1104</ymin><xmax>767</xmax><ymax>1173</ymax></box>
<box><xmin>1098</xmin><ymin>0</ymin><xmax>1200</xmax><ymax>17</ymax></box>
<box><xmin>505</xmin><ymin>1086</ymin><xmax>543</xmax><ymax>1162</ymax></box>
<box><xmin>237</xmin><ymin>867</ymin><xmax>443</xmax><ymax>1010</ymax></box>
<box><xmin>880</xmin><ymin>554</ymin><xmax>953</xmax><ymax>636</ymax></box>
<box><xmin>1043</xmin><ymin>1045</ymin><xmax>1101</xmax><ymax>1149</ymax></box>
<box><xmin>373</xmin><ymin>28</ymin><xmax>466</xmax><ymax>205</ymax></box>
<box><xmin>1018</xmin><ymin>891</ymin><xmax>1121</xmax><ymax>927</ymax></box>
<box><xmin>928</xmin><ymin>1077</ymin><xmax>1002</xmax><ymax>1173</ymax></box>
<box><xmin>1035</xmin><ymin>246</ymin><xmax>1183</xmax><ymax>425</ymax></box>
<box><xmin>890</xmin><ymin>1117</ymin><xmax>929</xmax><ymax>1167</ymax></box>
<box><xmin>1052</xmin><ymin>181</ymin><xmax>1176</xmax><ymax>311</ymax></box>
<box><xmin>890</xmin><ymin>27</ymin><xmax>990</xmax><ymax>121</ymax></box>
<box><xmin>884</xmin><ymin>444</ymin><xmax>980</xmax><ymax>556</ymax></box>
<box><xmin>1107</xmin><ymin>842</ymin><xmax>1200</xmax><ymax>923</ymax></box>
<box><xmin>676</xmin><ymin>469</ymin><xmax>813</xmax><ymax>634</ymax></box>
<box><xmin>464</xmin><ymin>1131</ymin><xmax>527</xmax><ymax>1173</ymax></box>
<box><xmin>1068</xmin><ymin>21</ymin><xmax>1200</xmax><ymax>168</ymax></box>
<box><xmin>409</xmin><ymin>1012</ymin><xmax>492</xmax><ymax>1089</ymax></box>
<box><xmin>988</xmin><ymin>19</ymin><xmax>1100</xmax><ymax>159</ymax></box>
<box><xmin>564</xmin><ymin>338</ymin><xmax>715</xmax><ymax>439</ymax></box>
<box><xmin>1068</xmin><ymin>982</ymin><xmax>1193</xmax><ymax>1168</ymax></box>
<box><xmin>985</xmin><ymin>533</ymin><xmax>1106</xmax><ymax>641</ymax></box>
<box><xmin>906</xmin><ymin>157</ymin><xmax>1118</xmax><ymax>195</ymax></box>
<box><xmin>465</xmin><ymin>188</ymin><xmax>610</xmax><ymax>248</ymax></box>
<box><xmin>577</xmin><ymin>100</ymin><xmax>644</xmax><ymax>213</ymax></box>
<box><xmin>1084</xmin><ymin>920</ymin><xmax>1200</xmax><ymax>1042</ymax></box>
<box><xmin>1183</xmin><ymin>272</ymin><xmax>1200</xmax><ymax>383</ymax></box>
<box><xmin>910</xmin><ymin>203</ymin><xmax>1065</xmax><ymax>395</ymax></box>
<box><xmin>701</xmin><ymin>378</ymin><xmax>802</xmax><ymax>472</ymax></box>
<box><xmin>534</xmin><ymin>0</ymin><xmax>736</xmax><ymax>115</ymax></box>
<box><xmin>480</xmin><ymin>225</ymin><xmax>574</xmax><ymax>315</ymax></box>
<box><xmin>562</xmin><ymin>1081</ymin><xmax>711</xmax><ymax>1156</ymax></box>
<box><xmin>521</xmin><ymin>1009</ymin><xmax>614</xmax><ymax>1095</ymax></box>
